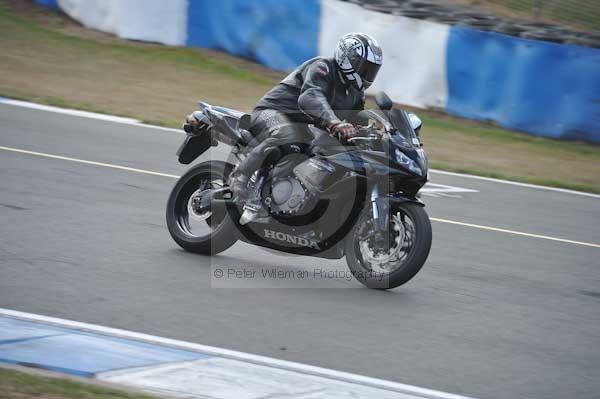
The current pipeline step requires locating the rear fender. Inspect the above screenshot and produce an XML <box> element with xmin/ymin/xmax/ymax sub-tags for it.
<box><xmin>177</xmin><ymin>132</ymin><xmax>213</xmax><ymax>164</ymax></box>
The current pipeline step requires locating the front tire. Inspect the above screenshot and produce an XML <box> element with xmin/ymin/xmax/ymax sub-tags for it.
<box><xmin>345</xmin><ymin>203</ymin><xmax>432</xmax><ymax>289</ymax></box>
<box><xmin>166</xmin><ymin>161</ymin><xmax>238</xmax><ymax>255</ymax></box>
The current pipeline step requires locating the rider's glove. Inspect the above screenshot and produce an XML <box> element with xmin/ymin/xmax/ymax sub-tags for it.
<box><xmin>328</xmin><ymin>120</ymin><xmax>357</xmax><ymax>143</ymax></box>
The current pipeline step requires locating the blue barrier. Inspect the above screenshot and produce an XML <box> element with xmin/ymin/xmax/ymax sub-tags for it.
<box><xmin>186</xmin><ymin>0</ymin><xmax>320</xmax><ymax>71</ymax></box>
<box><xmin>446</xmin><ymin>26</ymin><xmax>600</xmax><ymax>142</ymax></box>
<box><xmin>35</xmin><ymin>0</ymin><xmax>58</xmax><ymax>8</ymax></box>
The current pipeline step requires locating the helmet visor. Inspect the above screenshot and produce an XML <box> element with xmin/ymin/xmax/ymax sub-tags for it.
<box><xmin>359</xmin><ymin>61</ymin><xmax>381</xmax><ymax>88</ymax></box>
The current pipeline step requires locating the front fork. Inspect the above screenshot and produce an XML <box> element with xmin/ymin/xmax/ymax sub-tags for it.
<box><xmin>371</xmin><ymin>184</ymin><xmax>390</xmax><ymax>235</ymax></box>
<box><xmin>371</xmin><ymin>184</ymin><xmax>380</xmax><ymax>224</ymax></box>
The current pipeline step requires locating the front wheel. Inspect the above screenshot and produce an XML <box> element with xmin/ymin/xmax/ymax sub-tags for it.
<box><xmin>345</xmin><ymin>203</ymin><xmax>432</xmax><ymax>289</ymax></box>
<box><xmin>166</xmin><ymin>161</ymin><xmax>238</xmax><ymax>255</ymax></box>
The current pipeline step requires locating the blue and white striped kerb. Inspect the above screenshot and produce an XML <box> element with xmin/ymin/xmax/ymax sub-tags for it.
<box><xmin>0</xmin><ymin>310</ymin><xmax>474</xmax><ymax>399</ymax></box>
<box><xmin>35</xmin><ymin>0</ymin><xmax>600</xmax><ymax>142</ymax></box>
<box><xmin>0</xmin><ymin>317</ymin><xmax>207</xmax><ymax>377</ymax></box>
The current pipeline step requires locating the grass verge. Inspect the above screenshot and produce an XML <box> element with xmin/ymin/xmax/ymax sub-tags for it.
<box><xmin>0</xmin><ymin>367</ymin><xmax>157</xmax><ymax>399</ymax></box>
<box><xmin>1</xmin><ymin>0</ymin><xmax>599</xmax><ymax>193</ymax></box>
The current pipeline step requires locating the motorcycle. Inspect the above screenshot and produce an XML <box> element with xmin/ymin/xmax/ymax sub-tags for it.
<box><xmin>166</xmin><ymin>92</ymin><xmax>432</xmax><ymax>289</ymax></box>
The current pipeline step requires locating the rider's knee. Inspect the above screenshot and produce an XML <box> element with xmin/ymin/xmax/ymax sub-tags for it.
<box><xmin>260</xmin><ymin>146</ymin><xmax>282</xmax><ymax>166</ymax></box>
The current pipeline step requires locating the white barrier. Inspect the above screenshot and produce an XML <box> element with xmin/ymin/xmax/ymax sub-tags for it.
<box><xmin>319</xmin><ymin>0</ymin><xmax>450</xmax><ymax>109</ymax></box>
<box><xmin>57</xmin><ymin>0</ymin><xmax>187</xmax><ymax>46</ymax></box>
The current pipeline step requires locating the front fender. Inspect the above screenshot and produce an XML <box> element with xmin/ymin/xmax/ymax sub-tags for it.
<box><xmin>385</xmin><ymin>193</ymin><xmax>425</xmax><ymax>207</ymax></box>
<box><xmin>373</xmin><ymin>193</ymin><xmax>425</xmax><ymax>231</ymax></box>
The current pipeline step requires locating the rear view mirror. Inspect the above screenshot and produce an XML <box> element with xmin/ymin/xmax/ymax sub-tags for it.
<box><xmin>407</xmin><ymin>113</ymin><xmax>422</xmax><ymax>132</ymax></box>
<box><xmin>374</xmin><ymin>92</ymin><xmax>393</xmax><ymax>111</ymax></box>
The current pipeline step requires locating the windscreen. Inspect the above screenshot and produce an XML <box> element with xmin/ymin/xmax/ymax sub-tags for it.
<box><xmin>385</xmin><ymin>107</ymin><xmax>428</xmax><ymax>175</ymax></box>
<box><xmin>387</xmin><ymin>108</ymin><xmax>420</xmax><ymax>148</ymax></box>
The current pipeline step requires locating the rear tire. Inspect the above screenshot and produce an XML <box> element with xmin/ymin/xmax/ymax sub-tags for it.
<box><xmin>345</xmin><ymin>203</ymin><xmax>432</xmax><ymax>290</ymax></box>
<box><xmin>166</xmin><ymin>161</ymin><xmax>238</xmax><ymax>255</ymax></box>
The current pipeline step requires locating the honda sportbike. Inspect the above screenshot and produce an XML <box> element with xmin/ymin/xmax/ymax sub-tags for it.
<box><xmin>166</xmin><ymin>92</ymin><xmax>432</xmax><ymax>289</ymax></box>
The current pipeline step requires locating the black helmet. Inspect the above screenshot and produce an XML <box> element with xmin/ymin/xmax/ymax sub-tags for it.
<box><xmin>334</xmin><ymin>33</ymin><xmax>383</xmax><ymax>91</ymax></box>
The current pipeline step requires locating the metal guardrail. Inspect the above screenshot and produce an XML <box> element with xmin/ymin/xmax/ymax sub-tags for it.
<box><xmin>344</xmin><ymin>0</ymin><xmax>600</xmax><ymax>47</ymax></box>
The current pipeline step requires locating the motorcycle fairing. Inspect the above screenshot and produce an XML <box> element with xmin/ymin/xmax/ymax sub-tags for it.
<box><xmin>232</xmin><ymin>178</ymin><xmax>367</xmax><ymax>259</ymax></box>
<box><xmin>234</xmin><ymin>217</ymin><xmax>347</xmax><ymax>259</ymax></box>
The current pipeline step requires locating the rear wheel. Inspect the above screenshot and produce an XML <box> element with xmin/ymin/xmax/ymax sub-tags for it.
<box><xmin>166</xmin><ymin>161</ymin><xmax>238</xmax><ymax>254</ymax></box>
<box><xmin>345</xmin><ymin>203</ymin><xmax>432</xmax><ymax>289</ymax></box>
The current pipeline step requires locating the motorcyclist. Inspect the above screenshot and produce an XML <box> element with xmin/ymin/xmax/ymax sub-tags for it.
<box><xmin>188</xmin><ymin>33</ymin><xmax>383</xmax><ymax>222</ymax></box>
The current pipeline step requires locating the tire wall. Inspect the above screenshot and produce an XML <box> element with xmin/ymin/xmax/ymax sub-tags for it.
<box><xmin>36</xmin><ymin>0</ymin><xmax>600</xmax><ymax>143</ymax></box>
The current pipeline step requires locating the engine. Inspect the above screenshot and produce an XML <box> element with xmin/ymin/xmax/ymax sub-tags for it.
<box><xmin>265</xmin><ymin>177</ymin><xmax>309</xmax><ymax>215</ymax></box>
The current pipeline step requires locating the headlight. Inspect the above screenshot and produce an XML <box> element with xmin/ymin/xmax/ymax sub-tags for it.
<box><xmin>394</xmin><ymin>149</ymin><xmax>422</xmax><ymax>175</ymax></box>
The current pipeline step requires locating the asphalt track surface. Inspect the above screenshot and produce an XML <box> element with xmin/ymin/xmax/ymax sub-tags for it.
<box><xmin>1</xmin><ymin>103</ymin><xmax>599</xmax><ymax>398</ymax></box>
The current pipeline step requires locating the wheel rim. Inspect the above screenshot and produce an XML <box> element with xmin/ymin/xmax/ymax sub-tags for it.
<box><xmin>176</xmin><ymin>176</ymin><xmax>227</xmax><ymax>239</ymax></box>
<box><xmin>187</xmin><ymin>188</ymin><xmax>213</xmax><ymax>222</ymax></box>
<box><xmin>355</xmin><ymin>209</ymin><xmax>416</xmax><ymax>274</ymax></box>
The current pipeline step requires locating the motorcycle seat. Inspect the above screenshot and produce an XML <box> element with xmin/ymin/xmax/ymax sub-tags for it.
<box><xmin>211</xmin><ymin>106</ymin><xmax>246</xmax><ymax>120</ymax></box>
<box><xmin>207</xmin><ymin>105</ymin><xmax>253</xmax><ymax>145</ymax></box>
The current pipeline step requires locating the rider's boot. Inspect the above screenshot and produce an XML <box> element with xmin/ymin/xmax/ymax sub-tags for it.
<box><xmin>239</xmin><ymin>170</ymin><xmax>267</xmax><ymax>225</ymax></box>
<box><xmin>229</xmin><ymin>171</ymin><xmax>250</xmax><ymax>201</ymax></box>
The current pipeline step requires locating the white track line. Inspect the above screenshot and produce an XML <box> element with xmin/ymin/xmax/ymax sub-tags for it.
<box><xmin>430</xmin><ymin>218</ymin><xmax>600</xmax><ymax>249</ymax></box>
<box><xmin>0</xmin><ymin>98</ymin><xmax>183</xmax><ymax>134</ymax></box>
<box><xmin>0</xmin><ymin>308</ymin><xmax>474</xmax><ymax>399</ymax></box>
<box><xmin>1</xmin><ymin>98</ymin><xmax>597</xmax><ymax>198</ymax></box>
<box><xmin>0</xmin><ymin>98</ymin><xmax>139</xmax><ymax>124</ymax></box>
<box><xmin>1</xmin><ymin>145</ymin><xmax>598</xmax><ymax>249</ymax></box>
<box><xmin>429</xmin><ymin>169</ymin><xmax>600</xmax><ymax>199</ymax></box>
<box><xmin>0</xmin><ymin>146</ymin><xmax>179</xmax><ymax>179</ymax></box>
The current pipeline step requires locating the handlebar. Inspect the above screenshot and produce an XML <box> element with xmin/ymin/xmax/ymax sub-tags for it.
<box><xmin>329</xmin><ymin>127</ymin><xmax>372</xmax><ymax>143</ymax></box>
